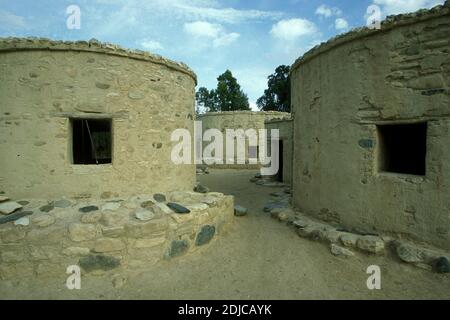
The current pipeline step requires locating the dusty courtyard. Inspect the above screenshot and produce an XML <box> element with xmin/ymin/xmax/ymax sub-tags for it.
<box><xmin>1</xmin><ymin>169</ymin><xmax>449</xmax><ymax>300</ymax></box>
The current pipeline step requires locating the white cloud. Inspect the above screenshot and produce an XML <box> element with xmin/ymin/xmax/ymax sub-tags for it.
<box><xmin>175</xmin><ymin>3</ymin><xmax>283</xmax><ymax>23</ymax></box>
<box><xmin>184</xmin><ymin>21</ymin><xmax>240</xmax><ymax>48</ymax></box>
<box><xmin>94</xmin><ymin>0</ymin><xmax>283</xmax><ymax>24</ymax></box>
<box><xmin>183</xmin><ymin>21</ymin><xmax>222</xmax><ymax>38</ymax></box>
<box><xmin>315</xmin><ymin>5</ymin><xmax>342</xmax><ymax>18</ymax></box>
<box><xmin>139</xmin><ymin>39</ymin><xmax>164</xmax><ymax>51</ymax></box>
<box><xmin>270</xmin><ymin>19</ymin><xmax>318</xmax><ymax>41</ymax></box>
<box><xmin>234</xmin><ymin>67</ymin><xmax>274</xmax><ymax>108</ymax></box>
<box><xmin>335</xmin><ymin>18</ymin><xmax>349</xmax><ymax>30</ymax></box>
<box><xmin>0</xmin><ymin>10</ymin><xmax>26</xmax><ymax>28</ymax></box>
<box><xmin>213</xmin><ymin>32</ymin><xmax>240</xmax><ymax>47</ymax></box>
<box><xmin>373</xmin><ymin>0</ymin><xmax>444</xmax><ymax>15</ymax></box>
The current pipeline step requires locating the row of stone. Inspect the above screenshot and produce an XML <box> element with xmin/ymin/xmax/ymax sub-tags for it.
<box><xmin>263</xmin><ymin>192</ymin><xmax>450</xmax><ymax>274</ymax></box>
<box><xmin>287</xmin><ymin>212</ymin><xmax>450</xmax><ymax>273</ymax></box>
<box><xmin>0</xmin><ymin>193</ymin><xmax>235</xmax><ymax>279</ymax></box>
<box><xmin>0</xmin><ymin>190</ymin><xmax>223</xmax><ymax>229</ymax></box>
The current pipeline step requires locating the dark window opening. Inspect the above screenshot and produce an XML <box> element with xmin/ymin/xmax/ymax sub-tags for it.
<box><xmin>71</xmin><ymin>119</ymin><xmax>112</xmax><ymax>165</ymax></box>
<box><xmin>377</xmin><ymin>122</ymin><xmax>427</xmax><ymax>176</ymax></box>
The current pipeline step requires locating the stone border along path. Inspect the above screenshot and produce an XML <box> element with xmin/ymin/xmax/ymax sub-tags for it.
<box><xmin>265</xmin><ymin>192</ymin><xmax>450</xmax><ymax>274</ymax></box>
<box><xmin>0</xmin><ymin>191</ymin><xmax>234</xmax><ymax>280</ymax></box>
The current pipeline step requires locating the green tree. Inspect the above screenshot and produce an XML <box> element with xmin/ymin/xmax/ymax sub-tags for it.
<box><xmin>215</xmin><ymin>70</ymin><xmax>250</xmax><ymax>111</ymax></box>
<box><xmin>195</xmin><ymin>70</ymin><xmax>250</xmax><ymax>113</ymax></box>
<box><xmin>195</xmin><ymin>87</ymin><xmax>217</xmax><ymax>113</ymax></box>
<box><xmin>257</xmin><ymin>65</ymin><xmax>291</xmax><ymax>113</ymax></box>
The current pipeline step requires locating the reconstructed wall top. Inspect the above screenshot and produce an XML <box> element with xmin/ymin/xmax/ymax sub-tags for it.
<box><xmin>197</xmin><ymin>111</ymin><xmax>290</xmax><ymax>168</ymax></box>
<box><xmin>291</xmin><ymin>3</ymin><xmax>450</xmax><ymax>249</ymax></box>
<box><xmin>0</xmin><ymin>38</ymin><xmax>197</xmax><ymax>199</ymax></box>
<box><xmin>198</xmin><ymin>111</ymin><xmax>290</xmax><ymax>132</ymax></box>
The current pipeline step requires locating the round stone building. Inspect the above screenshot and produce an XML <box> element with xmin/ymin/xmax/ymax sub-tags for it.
<box><xmin>197</xmin><ymin>111</ymin><xmax>290</xmax><ymax>168</ymax></box>
<box><xmin>0</xmin><ymin>38</ymin><xmax>197</xmax><ymax>199</ymax></box>
<box><xmin>290</xmin><ymin>3</ymin><xmax>450</xmax><ymax>249</ymax></box>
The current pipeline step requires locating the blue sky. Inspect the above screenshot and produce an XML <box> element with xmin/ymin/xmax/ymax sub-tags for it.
<box><xmin>0</xmin><ymin>0</ymin><xmax>445</xmax><ymax>109</ymax></box>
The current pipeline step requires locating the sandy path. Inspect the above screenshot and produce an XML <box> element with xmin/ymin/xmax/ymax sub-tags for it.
<box><xmin>1</xmin><ymin>169</ymin><xmax>449</xmax><ymax>299</ymax></box>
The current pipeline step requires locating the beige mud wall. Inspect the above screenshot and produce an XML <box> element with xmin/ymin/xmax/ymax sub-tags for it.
<box><xmin>266</xmin><ymin>119</ymin><xmax>293</xmax><ymax>185</ymax></box>
<box><xmin>0</xmin><ymin>38</ymin><xmax>197</xmax><ymax>199</ymax></box>
<box><xmin>291</xmin><ymin>4</ymin><xmax>450</xmax><ymax>249</ymax></box>
<box><xmin>197</xmin><ymin>111</ymin><xmax>289</xmax><ymax>169</ymax></box>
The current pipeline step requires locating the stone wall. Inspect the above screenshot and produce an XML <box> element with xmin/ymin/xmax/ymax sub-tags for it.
<box><xmin>265</xmin><ymin>118</ymin><xmax>293</xmax><ymax>185</ymax></box>
<box><xmin>290</xmin><ymin>3</ymin><xmax>450</xmax><ymax>249</ymax></box>
<box><xmin>0</xmin><ymin>191</ymin><xmax>234</xmax><ymax>280</ymax></box>
<box><xmin>197</xmin><ymin>111</ymin><xmax>290</xmax><ymax>169</ymax></box>
<box><xmin>0</xmin><ymin>38</ymin><xmax>197</xmax><ymax>199</ymax></box>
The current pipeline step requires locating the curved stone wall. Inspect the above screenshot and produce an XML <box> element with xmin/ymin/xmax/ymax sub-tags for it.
<box><xmin>197</xmin><ymin>111</ymin><xmax>290</xmax><ymax>169</ymax></box>
<box><xmin>0</xmin><ymin>191</ymin><xmax>234</xmax><ymax>280</ymax></box>
<box><xmin>0</xmin><ymin>38</ymin><xmax>197</xmax><ymax>199</ymax></box>
<box><xmin>291</xmin><ymin>3</ymin><xmax>450</xmax><ymax>249</ymax></box>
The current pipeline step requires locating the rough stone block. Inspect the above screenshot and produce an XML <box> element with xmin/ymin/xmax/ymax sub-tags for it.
<box><xmin>0</xmin><ymin>201</ymin><xmax>22</xmax><ymax>215</ymax></box>
<box><xmin>340</xmin><ymin>233</ymin><xmax>359</xmax><ymax>248</ymax></box>
<box><xmin>32</xmin><ymin>214</ymin><xmax>56</xmax><ymax>228</ymax></box>
<box><xmin>331</xmin><ymin>244</ymin><xmax>355</xmax><ymax>258</ymax></box>
<box><xmin>395</xmin><ymin>241</ymin><xmax>424</xmax><ymax>263</ymax></box>
<box><xmin>68</xmin><ymin>223</ymin><xmax>98</xmax><ymax>242</ymax></box>
<box><xmin>357</xmin><ymin>236</ymin><xmax>385</xmax><ymax>255</ymax></box>
<box><xmin>102</xmin><ymin>226</ymin><xmax>125</xmax><ymax>238</ymax></box>
<box><xmin>81</xmin><ymin>211</ymin><xmax>103</xmax><ymax>224</ymax></box>
<box><xmin>29</xmin><ymin>245</ymin><xmax>59</xmax><ymax>261</ymax></box>
<box><xmin>93</xmin><ymin>238</ymin><xmax>126</xmax><ymax>253</ymax></box>
<box><xmin>79</xmin><ymin>255</ymin><xmax>121</xmax><ymax>273</ymax></box>
<box><xmin>167</xmin><ymin>239</ymin><xmax>189</xmax><ymax>258</ymax></box>
<box><xmin>100</xmin><ymin>211</ymin><xmax>129</xmax><ymax>227</ymax></box>
<box><xmin>0</xmin><ymin>227</ymin><xmax>26</xmax><ymax>243</ymax></box>
<box><xmin>62</xmin><ymin>247</ymin><xmax>90</xmax><ymax>256</ymax></box>
<box><xmin>125</xmin><ymin>218</ymin><xmax>168</xmax><ymax>238</ymax></box>
<box><xmin>27</xmin><ymin>227</ymin><xmax>66</xmax><ymax>244</ymax></box>
<box><xmin>133</xmin><ymin>236</ymin><xmax>166</xmax><ymax>249</ymax></box>
<box><xmin>195</xmin><ymin>225</ymin><xmax>216</xmax><ymax>246</ymax></box>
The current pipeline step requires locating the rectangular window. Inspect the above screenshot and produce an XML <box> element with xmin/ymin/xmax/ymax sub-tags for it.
<box><xmin>71</xmin><ymin>119</ymin><xmax>112</xmax><ymax>165</ymax></box>
<box><xmin>248</xmin><ymin>145</ymin><xmax>259</xmax><ymax>160</ymax></box>
<box><xmin>377</xmin><ymin>122</ymin><xmax>427</xmax><ymax>176</ymax></box>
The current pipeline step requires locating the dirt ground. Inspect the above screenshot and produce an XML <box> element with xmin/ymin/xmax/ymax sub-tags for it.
<box><xmin>1</xmin><ymin>169</ymin><xmax>449</xmax><ymax>300</ymax></box>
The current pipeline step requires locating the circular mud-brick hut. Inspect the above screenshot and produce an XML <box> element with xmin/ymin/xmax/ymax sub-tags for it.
<box><xmin>290</xmin><ymin>3</ymin><xmax>450</xmax><ymax>249</ymax></box>
<box><xmin>197</xmin><ymin>111</ymin><xmax>290</xmax><ymax>169</ymax></box>
<box><xmin>0</xmin><ymin>38</ymin><xmax>197</xmax><ymax>199</ymax></box>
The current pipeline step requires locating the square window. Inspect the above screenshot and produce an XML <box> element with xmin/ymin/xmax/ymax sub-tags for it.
<box><xmin>71</xmin><ymin>119</ymin><xmax>112</xmax><ymax>165</ymax></box>
<box><xmin>377</xmin><ymin>122</ymin><xmax>427</xmax><ymax>176</ymax></box>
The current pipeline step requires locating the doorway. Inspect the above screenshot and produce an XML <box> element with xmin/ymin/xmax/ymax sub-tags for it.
<box><xmin>276</xmin><ymin>140</ymin><xmax>284</xmax><ymax>182</ymax></box>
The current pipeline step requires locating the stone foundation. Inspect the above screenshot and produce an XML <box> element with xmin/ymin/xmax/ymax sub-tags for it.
<box><xmin>0</xmin><ymin>191</ymin><xmax>234</xmax><ymax>280</ymax></box>
<box><xmin>265</xmin><ymin>192</ymin><xmax>450</xmax><ymax>273</ymax></box>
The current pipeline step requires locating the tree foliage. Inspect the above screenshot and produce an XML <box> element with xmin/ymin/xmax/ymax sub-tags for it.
<box><xmin>257</xmin><ymin>65</ymin><xmax>291</xmax><ymax>113</ymax></box>
<box><xmin>195</xmin><ymin>70</ymin><xmax>250</xmax><ymax>113</ymax></box>
<box><xmin>196</xmin><ymin>87</ymin><xmax>217</xmax><ymax>113</ymax></box>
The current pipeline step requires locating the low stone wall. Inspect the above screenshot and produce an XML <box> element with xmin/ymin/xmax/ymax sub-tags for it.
<box><xmin>0</xmin><ymin>191</ymin><xmax>234</xmax><ymax>280</ymax></box>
